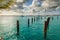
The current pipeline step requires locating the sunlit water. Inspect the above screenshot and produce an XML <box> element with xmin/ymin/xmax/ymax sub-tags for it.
<box><xmin>0</xmin><ymin>16</ymin><xmax>60</xmax><ymax>40</ymax></box>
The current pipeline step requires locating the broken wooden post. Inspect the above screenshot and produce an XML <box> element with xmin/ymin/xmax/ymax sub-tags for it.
<box><xmin>44</xmin><ymin>21</ymin><xmax>48</xmax><ymax>39</ymax></box>
<box><xmin>17</xmin><ymin>20</ymin><xmax>19</xmax><ymax>35</ymax></box>
<box><xmin>44</xmin><ymin>17</ymin><xmax>50</xmax><ymax>40</ymax></box>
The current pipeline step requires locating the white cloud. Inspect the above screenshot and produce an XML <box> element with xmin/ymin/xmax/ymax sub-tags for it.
<box><xmin>17</xmin><ymin>0</ymin><xmax>25</xmax><ymax>3</ymax></box>
<box><xmin>42</xmin><ymin>0</ymin><xmax>60</xmax><ymax>8</ymax></box>
<box><xmin>11</xmin><ymin>0</ymin><xmax>60</xmax><ymax>14</ymax></box>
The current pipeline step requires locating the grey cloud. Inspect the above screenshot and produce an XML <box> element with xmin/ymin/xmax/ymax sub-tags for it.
<box><xmin>11</xmin><ymin>0</ymin><xmax>60</xmax><ymax>13</ymax></box>
<box><xmin>42</xmin><ymin>0</ymin><xmax>60</xmax><ymax>8</ymax></box>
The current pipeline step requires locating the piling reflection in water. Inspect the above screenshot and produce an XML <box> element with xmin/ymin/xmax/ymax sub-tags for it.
<box><xmin>16</xmin><ymin>35</ymin><xmax>22</xmax><ymax>40</ymax></box>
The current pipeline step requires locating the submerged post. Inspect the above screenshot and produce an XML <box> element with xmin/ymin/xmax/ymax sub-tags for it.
<box><xmin>17</xmin><ymin>20</ymin><xmax>19</xmax><ymax>35</ymax></box>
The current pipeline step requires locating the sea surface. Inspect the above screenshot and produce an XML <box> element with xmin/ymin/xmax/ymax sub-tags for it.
<box><xmin>0</xmin><ymin>16</ymin><xmax>60</xmax><ymax>40</ymax></box>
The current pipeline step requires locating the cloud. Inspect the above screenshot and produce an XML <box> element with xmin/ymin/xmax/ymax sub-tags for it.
<box><xmin>11</xmin><ymin>0</ymin><xmax>60</xmax><ymax>13</ymax></box>
<box><xmin>42</xmin><ymin>0</ymin><xmax>60</xmax><ymax>8</ymax></box>
<box><xmin>17</xmin><ymin>0</ymin><xmax>26</xmax><ymax>3</ymax></box>
<box><xmin>30</xmin><ymin>0</ymin><xmax>41</xmax><ymax>7</ymax></box>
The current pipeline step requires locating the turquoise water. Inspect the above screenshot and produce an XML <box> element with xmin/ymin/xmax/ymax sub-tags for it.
<box><xmin>0</xmin><ymin>16</ymin><xmax>60</xmax><ymax>40</ymax></box>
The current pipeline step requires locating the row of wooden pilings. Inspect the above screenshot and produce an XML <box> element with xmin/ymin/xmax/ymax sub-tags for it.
<box><xmin>28</xmin><ymin>17</ymin><xmax>35</xmax><ymax>27</ymax></box>
<box><xmin>16</xmin><ymin>16</ymin><xmax>54</xmax><ymax>40</ymax></box>
<box><xmin>16</xmin><ymin>17</ymin><xmax>36</xmax><ymax>35</ymax></box>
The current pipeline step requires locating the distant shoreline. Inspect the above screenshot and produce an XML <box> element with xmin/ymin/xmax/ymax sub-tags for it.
<box><xmin>0</xmin><ymin>13</ymin><xmax>60</xmax><ymax>16</ymax></box>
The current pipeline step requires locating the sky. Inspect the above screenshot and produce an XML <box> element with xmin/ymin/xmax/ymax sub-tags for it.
<box><xmin>0</xmin><ymin>0</ymin><xmax>60</xmax><ymax>14</ymax></box>
<box><xmin>11</xmin><ymin>0</ymin><xmax>60</xmax><ymax>14</ymax></box>
<box><xmin>24</xmin><ymin>0</ymin><xmax>33</xmax><ymax>6</ymax></box>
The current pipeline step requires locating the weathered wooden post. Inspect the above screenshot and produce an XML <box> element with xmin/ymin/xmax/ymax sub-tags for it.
<box><xmin>28</xmin><ymin>18</ymin><xmax>30</xmax><ymax>27</ymax></box>
<box><xmin>44</xmin><ymin>17</ymin><xmax>50</xmax><ymax>40</ymax></box>
<box><xmin>17</xmin><ymin>20</ymin><xmax>19</xmax><ymax>35</ymax></box>
<box><xmin>31</xmin><ymin>18</ymin><xmax>33</xmax><ymax>24</ymax></box>
<box><xmin>44</xmin><ymin>21</ymin><xmax>48</xmax><ymax>39</ymax></box>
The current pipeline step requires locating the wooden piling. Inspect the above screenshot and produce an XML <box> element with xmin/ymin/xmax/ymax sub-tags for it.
<box><xmin>31</xmin><ymin>18</ymin><xmax>33</xmax><ymax>24</ymax></box>
<box><xmin>28</xmin><ymin>18</ymin><xmax>30</xmax><ymax>27</ymax></box>
<box><xmin>44</xmin><ymin>21</ymin><xmax>48</xmax><ymax>39</ymax></box>
<box><xmin>47</xmin><ymin>17</ymin><xmax>50</xmax><ymax>26</ymax></box>
<box><xmin>34</xmin><ymin>17</ymin><xmax>35</xmax><ymax>22</ymax></box>
<box><xmin>44</xmin><ymin>17</ymin><xmax>50</xmax><ymax>39</ymax></box>
<box><xmin>17</xmin><ymin>20</ymin><xmax>19</xmax><ymax>35</ymax></box>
